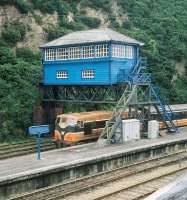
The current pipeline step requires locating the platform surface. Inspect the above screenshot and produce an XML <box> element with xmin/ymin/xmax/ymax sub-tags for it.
<box><xmin>1</xmin><ymin>127</ymin><xmax>187</xmax><ymax>183</ymax></box>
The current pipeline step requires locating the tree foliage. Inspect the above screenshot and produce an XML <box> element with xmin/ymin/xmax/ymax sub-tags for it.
<box><xmin>2</xmin><ymin>21</ymin><xmax>27</xmax><ymax>46</ymax></box>
<box><xmin>0</xmin><ymin>62</ymin><xmax>41</xmax><ymax>141</ymax></box>
<box><xmin>0</xmin><ymin>47</ymin><xmax>16</xmax><ymax>65</ymax></box>
<box><xmin>16</xmin><ymin>47</ymin><xmax>39</xmax><ymax>63</ymax></box>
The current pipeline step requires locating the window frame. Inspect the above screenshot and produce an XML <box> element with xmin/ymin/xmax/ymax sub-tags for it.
<box><xmin>112</xmin><ymin>44</ymin><xmax>133</xmax><ymax>59</ymax></box>
<box><xmin>56</xmin><ymin>71</ymin><xmax>69</xmax><ymax>79</ymax></box>
<box><xmin>82</xmin><ymin>69</ymin><xmax>95</xmax><ymax>79</ymax></box>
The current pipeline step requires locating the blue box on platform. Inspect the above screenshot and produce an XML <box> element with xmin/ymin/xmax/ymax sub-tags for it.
<box><xmin>40</xmin><ymin>28</ymin><xmax>144</xmax><ymax>85</ymax></box>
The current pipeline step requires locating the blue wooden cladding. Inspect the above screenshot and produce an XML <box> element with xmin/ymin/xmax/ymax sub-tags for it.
<box><xmin>41</xmin><ymin>29</ymin><xmax>142</xmax><ymax>86</ymax></box>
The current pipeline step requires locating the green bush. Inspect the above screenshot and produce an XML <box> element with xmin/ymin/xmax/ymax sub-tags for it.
<box><xmin>76</xmin><ymin>15</ymin><xmax>101</xmax><ymax>28</ymax></box>
<box><xmin>32</xmin><ymin>13</ymin><xmax>43</xmax><ymax>25</ymax></box>
<box><xmin>80</xmin><ymin>0</ymin><xmax>112</xmax><ymax>13</ymax></box>
<box><xmin>0</xmin><ymin>0</ymin><xmax>13</xmax><ymax>6</ymax></box>
<box><xmin>0</xmin><ymin>38</ymin><xmax>9</xmax><ymax>47</ymax></box>
<box><xmin>16</xmin><ymin>47</ymin><xmax>36</xmax><ymax>63</ymax></box>
<box><xmin>44</xmin><ymin>25</ymin><xmax>68</xmax><ymax>41</ymax></box>
<box><xmin>15</xmin><ymin>0</ymin><xmax>33</xmax><ymax>13</ymax></box>
<box><xmin>0</xmin><ymin>47</ymin><xmax>16</xmax><ymax>65</ymax></box>
<box><xmin>0</xmin><ymin>61</ymin><xmax>42</xmax><ymax>141</ymax></box>
<box><xmin>2</xmin><ymin>21</ymin><xmax>27</xmax><ymax>46</ymax></box>
<box><xmin>31</xmin><ymin>0</ymin><xmax>58</xmax><ymax>14</ymax></box>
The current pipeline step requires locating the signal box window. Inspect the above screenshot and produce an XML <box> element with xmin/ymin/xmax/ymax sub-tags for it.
<box><xmin>82</xmin><ymin>70</ymin><xmax>95</xmax><ymax>79</ymax></box>
<box><xmin>57</xmin><ymin>71</ymin><xmax>68</xmax><ymax>79</ymax></box>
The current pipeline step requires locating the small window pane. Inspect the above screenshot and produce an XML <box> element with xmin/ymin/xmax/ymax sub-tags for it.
<box><xmin>82</xmin><ymin>70</ymin><xmax>95</xmax><ymax>78</ymax></box>
<box><xmin>112</xmin><ymin>44</ymin><xmax>133</xmax><ymax>59</ymax></box>
<box><xmin>125</xmin><ymin>46</ymin><xmax>133</xmax><ymax>59</ymax></box>
<box><xmin>82</xmin><ymin>46</ymin><xmax>95</xmax><ymax>58</ymax></box>
<box><xmin>57</xmin><ymin>71</ymin><xmax>68</xmax><ymax>79</ymax></box>
<box><xmin>69</xmin><ymin>47</ymin><xmax>81</xmax><ymax>59</ymax></box>
<box><xmin>96</xmin><ymin>44</ymin><xmax>109</xmax><ymax>58</ymax></box>
<box><xmin>45</xmin><ymin>49</ymin><xmax>56</xmax><ymax>61</ymax></box>
<box><xmin>56</xmin><ymin>48</ymin><xmax>68</xmax><ymax>60</ymax></box>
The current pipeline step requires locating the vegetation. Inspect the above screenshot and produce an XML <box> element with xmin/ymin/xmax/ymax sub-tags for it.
<box><xmin>0</xmin><ymin>0</ymin><xmax>186</xmax><ymax>141</ymax></box>
<box><xmin>2</xmin><ymin>21</ymin><xmax>27</xmax><ymax>46</ymax></box>
<box><xmin>0</xmin><ymin>62</ymin><xmax>41</xmax><ymax>141</ymax></box>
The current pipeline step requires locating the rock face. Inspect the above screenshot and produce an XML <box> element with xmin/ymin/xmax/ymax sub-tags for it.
<box><xmin>145</xmin><ymin>174</ymin><xmax>187</xmax><ymax>200</ymax></box>
<box><xmin>0</xmin><ymin>5</ymin><xmax>58</xmax><ymax>50</ymax></box>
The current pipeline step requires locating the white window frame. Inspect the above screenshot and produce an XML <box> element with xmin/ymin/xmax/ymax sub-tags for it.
<box><xmin>56</xmin><ymin>48</ymin><xmax>68</xmax><ymax>60</ymax></box>
<box><xmin>44</xmin><ymin>44</ymin><xmax>110</xmax><ymax>61</ymax></box>
<box><xmin>112</xmin><ymin>44</ymin><xmax>133</xmax><ymax>59</ymax></box>
<box><xmin>82</xmin><ymin>69</ymin><xmax>95</xmax><ymax>79</ymax></box>
<box><xmin>125</xmin><ymin>45</ymin><xmax>133</xmax><ymax>59</ymax></box>
<box><xmin>82</xmin><ymin>45</ymin><xmax>95</xmax><ymax>59</ymax></box>
<box><xmin>56</xmin><ymin>71</ymin><xmax>68</xmax><ymax>79</ymax></box>
<box><xmin>45</xmin><ymin>49</ymin><xmax>56</xmax><ymax>61</ymax></box>
<box><xmin>69</xmin><ymin>47</ymin><xmax>81</xmax><ymax>59</ymax></box>
<box><xmin>96</xmin><ymin>44</ymin><xmax>109</xmax><ymax>58</ymax></box>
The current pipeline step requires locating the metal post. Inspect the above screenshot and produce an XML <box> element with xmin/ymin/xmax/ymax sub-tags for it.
<box><xmin>37</xmin><ymin>134</ymin><xmax>41</xmax><ymax>160</ymax></box>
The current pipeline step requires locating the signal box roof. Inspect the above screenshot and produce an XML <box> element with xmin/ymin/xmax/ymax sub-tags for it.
<box><xmin>41</xmin><ymin>28</ymin><xmax>144</xmax><ymax>48</ymax></box>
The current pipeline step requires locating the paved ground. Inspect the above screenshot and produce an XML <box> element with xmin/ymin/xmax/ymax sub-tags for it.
<box><xmin>0</xmin><ymin>127</ymin><xmax>187</xmax><ymax>183</ymax></box>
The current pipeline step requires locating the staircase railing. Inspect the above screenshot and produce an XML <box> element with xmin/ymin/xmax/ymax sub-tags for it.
<box><xmin>150</xmin><ymin>84</ymin><xmax>178</xmax><ymax>132</ymax></box>
<box><xmin>97</xmin><ymin>84</ymin><xmax>136</xmax><ymax>145</ymax></box>
<box><xmin>131</xmin><ymin>57</ymin><xmax>147</xmax><ymax>74</ymax></box>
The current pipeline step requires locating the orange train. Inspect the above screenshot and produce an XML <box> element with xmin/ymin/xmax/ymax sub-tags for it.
<box><xmin>52</xmin><ymin>110</ymin><xmax>187</xmax><ymax>145</ymax></box>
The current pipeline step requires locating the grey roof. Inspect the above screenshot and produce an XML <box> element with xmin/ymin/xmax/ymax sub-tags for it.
<box><xmin>40</xmin><ymin>28</ymin><xmax>144</xmax><ymax>48</ymax></box>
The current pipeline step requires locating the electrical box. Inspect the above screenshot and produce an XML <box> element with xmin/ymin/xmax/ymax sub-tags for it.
<box><xmin>122</xmin><ymin>119</ymin><xmax>140</xmax><ymax>142</ymax></box>
<box><xmin>148</xmin><ymin>120</ymin><xmax>159</xmax><ymax>139</ymax></box>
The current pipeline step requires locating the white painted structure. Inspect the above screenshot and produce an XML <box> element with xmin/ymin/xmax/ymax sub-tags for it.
<box><xmin>122</xmin><ymin>119</ymin><xmax>140</xmax><ymax>142</ymax></box>
<box><xmin>148</xmin><ymin>120</ymin><xmax>159</xmax><ymax>139</ymax></box>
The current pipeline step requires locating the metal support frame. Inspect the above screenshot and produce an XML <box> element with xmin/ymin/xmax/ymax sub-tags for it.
<box><xmin>42</xmin><ymin>84</ymin><xmax>127</xmax><ymax>104</ymax></box>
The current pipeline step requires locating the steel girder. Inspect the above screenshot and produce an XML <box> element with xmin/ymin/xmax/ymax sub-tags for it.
<box><xmin>42</xmin><ymin>85</ymin><xmax>128</xmax><ymax>104</ymax></box>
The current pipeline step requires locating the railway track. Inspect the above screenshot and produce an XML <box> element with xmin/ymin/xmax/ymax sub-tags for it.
<box><xmin>9</xmin><ymin>149</ymin><xmax>187</xmax><ymax>200</ymax></box>
<box><xmin>91</xmin><ymin>164</ymin><xmax>187</xmax><ymax>200</ymax></box>
<box><xmin>0</xmin><ymin>139</ymin><xmax>56</xmax><ymax>159</ymax></box>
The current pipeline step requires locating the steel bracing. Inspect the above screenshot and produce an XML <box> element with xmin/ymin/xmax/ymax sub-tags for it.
<box><xmin>42</xmin><ymin>85</ymin><xmax>127</xmax><ymax>104</ymax></box>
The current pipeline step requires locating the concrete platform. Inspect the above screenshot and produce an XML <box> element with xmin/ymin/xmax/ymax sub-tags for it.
<box><xmin>1</xmin><ymin>127</ymin><xmax>187</xmax><ymax>199</ymax></box>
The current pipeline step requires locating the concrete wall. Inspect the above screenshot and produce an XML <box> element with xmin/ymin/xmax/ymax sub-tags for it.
<box><xmin>1</xmin><ymin>140</ymin><xmax>187</xmax><ymax>200</ymax></box>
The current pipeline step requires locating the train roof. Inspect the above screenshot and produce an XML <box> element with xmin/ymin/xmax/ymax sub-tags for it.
<box><xmin>57</xmin><ymin>110</ymin><xmax>112</xmax><ymax>121</ymax></box>
<box><xmin>151</xmin><ymin>104</ymin><xmax>187</xmax><ymax>113</ymax></box>
<box><xmin>40</xmin><ymin>28</ymin><xmax>144</xmax><ymax>48</ymax></box>
<box><xmin>56</xmin><ymin>104</ymin><xmax>187</xmax><ymax>121</ymax></box>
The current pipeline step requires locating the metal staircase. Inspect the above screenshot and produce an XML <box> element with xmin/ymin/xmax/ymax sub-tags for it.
<box><xmin>97</xmin><ymin>84</ymin><xmax>137</xmax><ymax>145</ymax></box>
<box><xmin>127</xmin><ymin>57</ymin><xmax>178</xmax><ymax>133</ymax></box>
<box><xmin>131</xmin><ymin>57</ymin><xmax>147</xmax><ymax>74</ymax></box>
<box><xmin>97</xmin><ymin>57</ymin><xmax>178</xmax><ymax>145</ymax></box>
<box><xmin>151</xmin><ymin>84</ymin><xmax>178</xmax><ymax>132</ymax></box>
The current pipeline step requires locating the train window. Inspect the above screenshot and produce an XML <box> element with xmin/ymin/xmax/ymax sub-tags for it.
<box><xmin>67</xmin><ymin>119</ymin><xmax>76</xmax><ymax>126</ymax></box>
<box><xmin>84</xmin><ymin>123</ymin><xmax>92</xmax><ymax>134</ymax></box>
<box><xmin>56</xmin><ymin>117</ymin><xmax>61</xmax><ymax>124</ymax></box>
<box><xmin>96</xmin><ymin>120</ymin><xmax>106</xmax><ymax>128</ymax></box>
<box><xmin>77</xmin><ymin>121</ymin><xmax>84</xmax><ymax>128</ymax></box>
